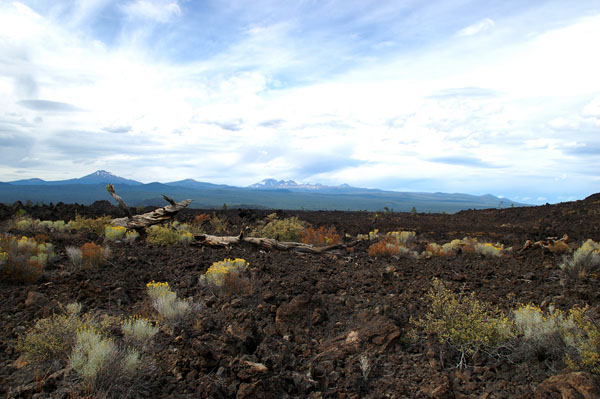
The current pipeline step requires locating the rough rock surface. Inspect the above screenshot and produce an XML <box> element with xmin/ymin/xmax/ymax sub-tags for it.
<box><xmin>0</xmin><ymin>194</ymin><xmax>599</xmax><ymax>398</ymax></box>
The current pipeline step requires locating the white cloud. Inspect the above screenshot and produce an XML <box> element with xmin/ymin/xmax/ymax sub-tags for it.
<box><xmin>0</xmin><ymin>1</ymin><xmax>599</xmax><ymax>203</ymax></box>
<box><xmin>457</xmin><ymin>18</ymin><xmax>495</xmax><ymax>37</ymax></box>
<box><xmin>121</xmin><ymin>0</ymin><xmax>182</xmax><ymax>23</ymax></box>
<box><xmin>582</xmin><ymin>96</ymin><xmax>600</xmax><ymax>117</ymax></box>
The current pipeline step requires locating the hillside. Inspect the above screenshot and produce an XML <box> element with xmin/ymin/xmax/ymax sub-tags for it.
<box><xmin>0</xmin><ymin>195</ymin><xmax>599</xmax><ymax>398</ymax></box>
<box><xmin>1</xmin><ymin>171</ymin><xmax>526</xmax><ymax>213</ymax></box>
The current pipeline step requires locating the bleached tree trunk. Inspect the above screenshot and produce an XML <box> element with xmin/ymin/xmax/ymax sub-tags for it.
<box><xmin>106</xmin><ymin>184</ymin><xmax>192</xmax><ymax>229</ymax></box>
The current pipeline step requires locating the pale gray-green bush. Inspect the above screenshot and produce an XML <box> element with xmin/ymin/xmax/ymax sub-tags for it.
<box><xmin>511</xmin><ymin>304</ymin><xmax>574</xmax><ymax>361</ymax></box>
<box><xmin>66</xmin><ymin>246</ymin><xmax>83</xmax><ymax>270</ymax></box>
<box><xmin>146</xmin><ymin>281</ymin><xmax>200</xmax><ymax>326</ymax></box>
<box><xmin>560</xmin><ymin>239</ymin><xmax>600</xmax><ymax>284</ymax></box>
<box><xmin>69</xmin><ymin>327</ymin><xmax>149</xmax><ymax>398</ymax></box>
<box><xmin>121</xmin><ymin>317</ymin><xmax>158</xmax><ymax>350</ymax></box>
<box><xmin>153</xmin><ymin>295</ymin><xmax>199</xmax><ymax>325</ymax></box>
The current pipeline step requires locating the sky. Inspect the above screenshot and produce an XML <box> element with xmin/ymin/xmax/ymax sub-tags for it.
<box><xmin>0</xmin><ymin>0</ymin><xmax>599</xmax><ymax>204</ymax></box>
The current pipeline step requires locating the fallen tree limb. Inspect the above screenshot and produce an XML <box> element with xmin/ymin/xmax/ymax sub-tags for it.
<box><xmin>106</xmin><ymin>184</ymin><xmax>192</xmax><ymax>229</ymax></box>
<box><xmin>193</xmin><ymin>232</ymin><xmax>360</xmax><ymax>255</ymax></box>
<box><xmin>106</xmin><ymin>184</ymin><xmax>133</xmax><ymax>219</ymax></box>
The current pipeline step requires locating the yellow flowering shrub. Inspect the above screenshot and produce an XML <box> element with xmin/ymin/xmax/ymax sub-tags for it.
<box><xmin>146</xmin><ymin>281</ymin><xmax>174</xmax><ymax>301</ymax></box>
<box><xmin>564</xmin><ymin>305</ymin><xmax>600</xmax><ymax>374</ymax></box>
<box><xmin>146</xmin><ymin>281</ymin><xmax>199</xmax><ymax>325</ymax></box>
<box><xmin>388</xmin><ymin>230</ymin><xmax>416</xmax><ymax>245</ymax></box>
<box><xmin>104</xmin><ymin>225</ymin><xmax>127</xmax><ymax>241</ymax></box>
<box><xmin>17</xmin><ymin>303</ymin><xmax>87</xmax><ymax>362</ymax></box>
<box><xmin>474</xmin><ymin>242</ymin><xmax>505</xmax><ymax>257</ymax></box>
<box><xmin>0</xmin><ymin>234</ymin><xmax>54</xmax><ymax>283</ymax></box>
<box><xmin>20</xmin><ymin>304</ymin><xmax>154</xmax><ymax>397</ymax></box>
<box><xmin>124</xmin><ymin>229</ymin><xmax>140</xmax><ymax>243</ymax></box>
<box><xmin>200</xmin><ymin>258</ymin><xmax>249</xmax><ymax>286</ymax></box>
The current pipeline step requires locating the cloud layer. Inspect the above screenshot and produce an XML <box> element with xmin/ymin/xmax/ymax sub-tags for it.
<box><xmin>0</xmin><ymin>0</ymin><xmax>599</xmax><ymax>204</ymax></box>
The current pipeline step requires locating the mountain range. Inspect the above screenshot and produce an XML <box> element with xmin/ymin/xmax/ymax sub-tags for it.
<box><xmin>0</xmin><ymin>170</ymin><xmax>527</xmax><ymax>213</ymax></box>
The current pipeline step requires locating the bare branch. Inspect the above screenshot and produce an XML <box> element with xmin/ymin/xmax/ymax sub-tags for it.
<box><xmin>106</xmin><ymin>184</ymin><xmax>133</xmax><ymax>219</ymax></box>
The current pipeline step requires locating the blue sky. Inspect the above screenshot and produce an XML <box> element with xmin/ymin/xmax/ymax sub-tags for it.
<box><xmin>0</xmin><ymin>0</ymin><xmax>599</xmax><ymax>204</ymax></box>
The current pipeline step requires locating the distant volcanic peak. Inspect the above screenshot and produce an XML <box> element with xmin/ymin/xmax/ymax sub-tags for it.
<box><xmin>76</xmin><ymin>170</ymin><xmax>142</xmax><ymax>185</ymax></box>
<box><xmin>249</xmin><ymin>178</ymin><xmax>353</xmax><ymax>190</ymax></box>
<box><xmin>250</xmin><ymin>179</ymin><xmax>297</xmax><ymax>188</ymax></box>
<box><xmin>88</xmin><ymin>170</ymin><xmax>117</xmax><ymax>178</ymax></box>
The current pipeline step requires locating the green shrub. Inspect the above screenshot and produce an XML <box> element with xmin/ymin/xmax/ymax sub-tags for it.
<box><xmin>250</xmin><ymin>213</ymin><xmax>305</xmax><ymax>241</ymax></box>
<box><xmin>17</xmin><ymin>303</ymin><xmax>85</xmax><ymax>363</ymax></box>
<box><xmin>13</xmin><ymin>216</ymin><xmax>35</xmax><ymax>232</ymax></box>
<box><xmin>20</xmin><ymin>304</ymin><xmax>153</xmax><ymax>398</ymax></box>
<box><xmin>209</xmin><ymin>214</ymin><xmax>228</xmax><ymax>234</ymax></box>
<box><xmin>410</xmin><ymin>278</ymin><xmax>512</xmax><ymax>367</ymax></box>
<box><xmin>38</xmin><ymin>220</ymin><xmax>67</xmax><ymax>232</ymax></box>
<box><xmin>368</xmin><ymin>231</ymin><xmax>419</xmax><ymax>258</ymax></box>
<box><xmin>560</xmin><ymin>239</ymin><xmax>600</xmax><ymax>285</ymax></box>
<box><xmin>564</xmin><ymin>305</ymin><xmax>600</xmax><ymax>374</ymax></box>
<box><xmin>69</xmin><ymin>215</ymin><xmax>112</xmax><ymax>236</ymax></box>
<box><xmin>146</xmin><ymin>224</ymin><xmax>193</xmax><ymax>246</ymax></box>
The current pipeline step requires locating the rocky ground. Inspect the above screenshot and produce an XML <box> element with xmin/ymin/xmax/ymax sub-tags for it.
<box><xmin>1</xmin><ymin>194</ymin><xmax>600</xmax><ymax>398</ymax></box>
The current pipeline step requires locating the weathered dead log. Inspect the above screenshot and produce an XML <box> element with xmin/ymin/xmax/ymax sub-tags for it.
<box><xmin>193</xmin><ymin>232</ymin><xmax>359</xmax><ymax>255</ymax></box>
<box><xmin>106</xmin><ymin>184</ymin><xmax>133</xmax><ymax>219</ymax></box>
<box><xmin>106</xmin><ymin>184</ymin><xmax>192</xmax><ymax>229</ymax></box>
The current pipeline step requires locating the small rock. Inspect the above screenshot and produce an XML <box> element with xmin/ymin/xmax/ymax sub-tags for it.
<box><xmin>534</xmin><ymin>372</ymin><xmax>600</xmax><ymax>399</ymax></box>
<box><xmin>311</xmin><ymin>308</ymin><xmax>328</xmax><ymax>325</ymax></box>
<box><xmin>112</xmin><ymin>287</ymin><xmax>130</xmax><ymax>306</ymax></box>
<box><xmin>236</xmin><ymin>381</ymin><xmax>266</xmax><ymax>399</ymax></box>
<box><xmin>24</xmin><ymin>291</ymin><xmax>50</xmax><ymax>308</ymax></box>
<box><xmin>13</xmin><ymin>355</ymin><xmax>29</xmax><ymax>369</ymax></box>
<box><xmin>242</xmin><ymin>360</ymin><xmax>268</xmax><ymax>374</ymax></box>
<box><xmin>522</xmin><ymin>272</ymin><xmax>535</xmax><ymax>280</ymax></box>
<box><xmin>429</xmin><ymin>374</ymin><xmax>454</xmax><ymax>399</ymax></box>
<box><xmin>345</xmin><ymin>331</ymin><xmax>360</xmax><ymax>345</ymax></box>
